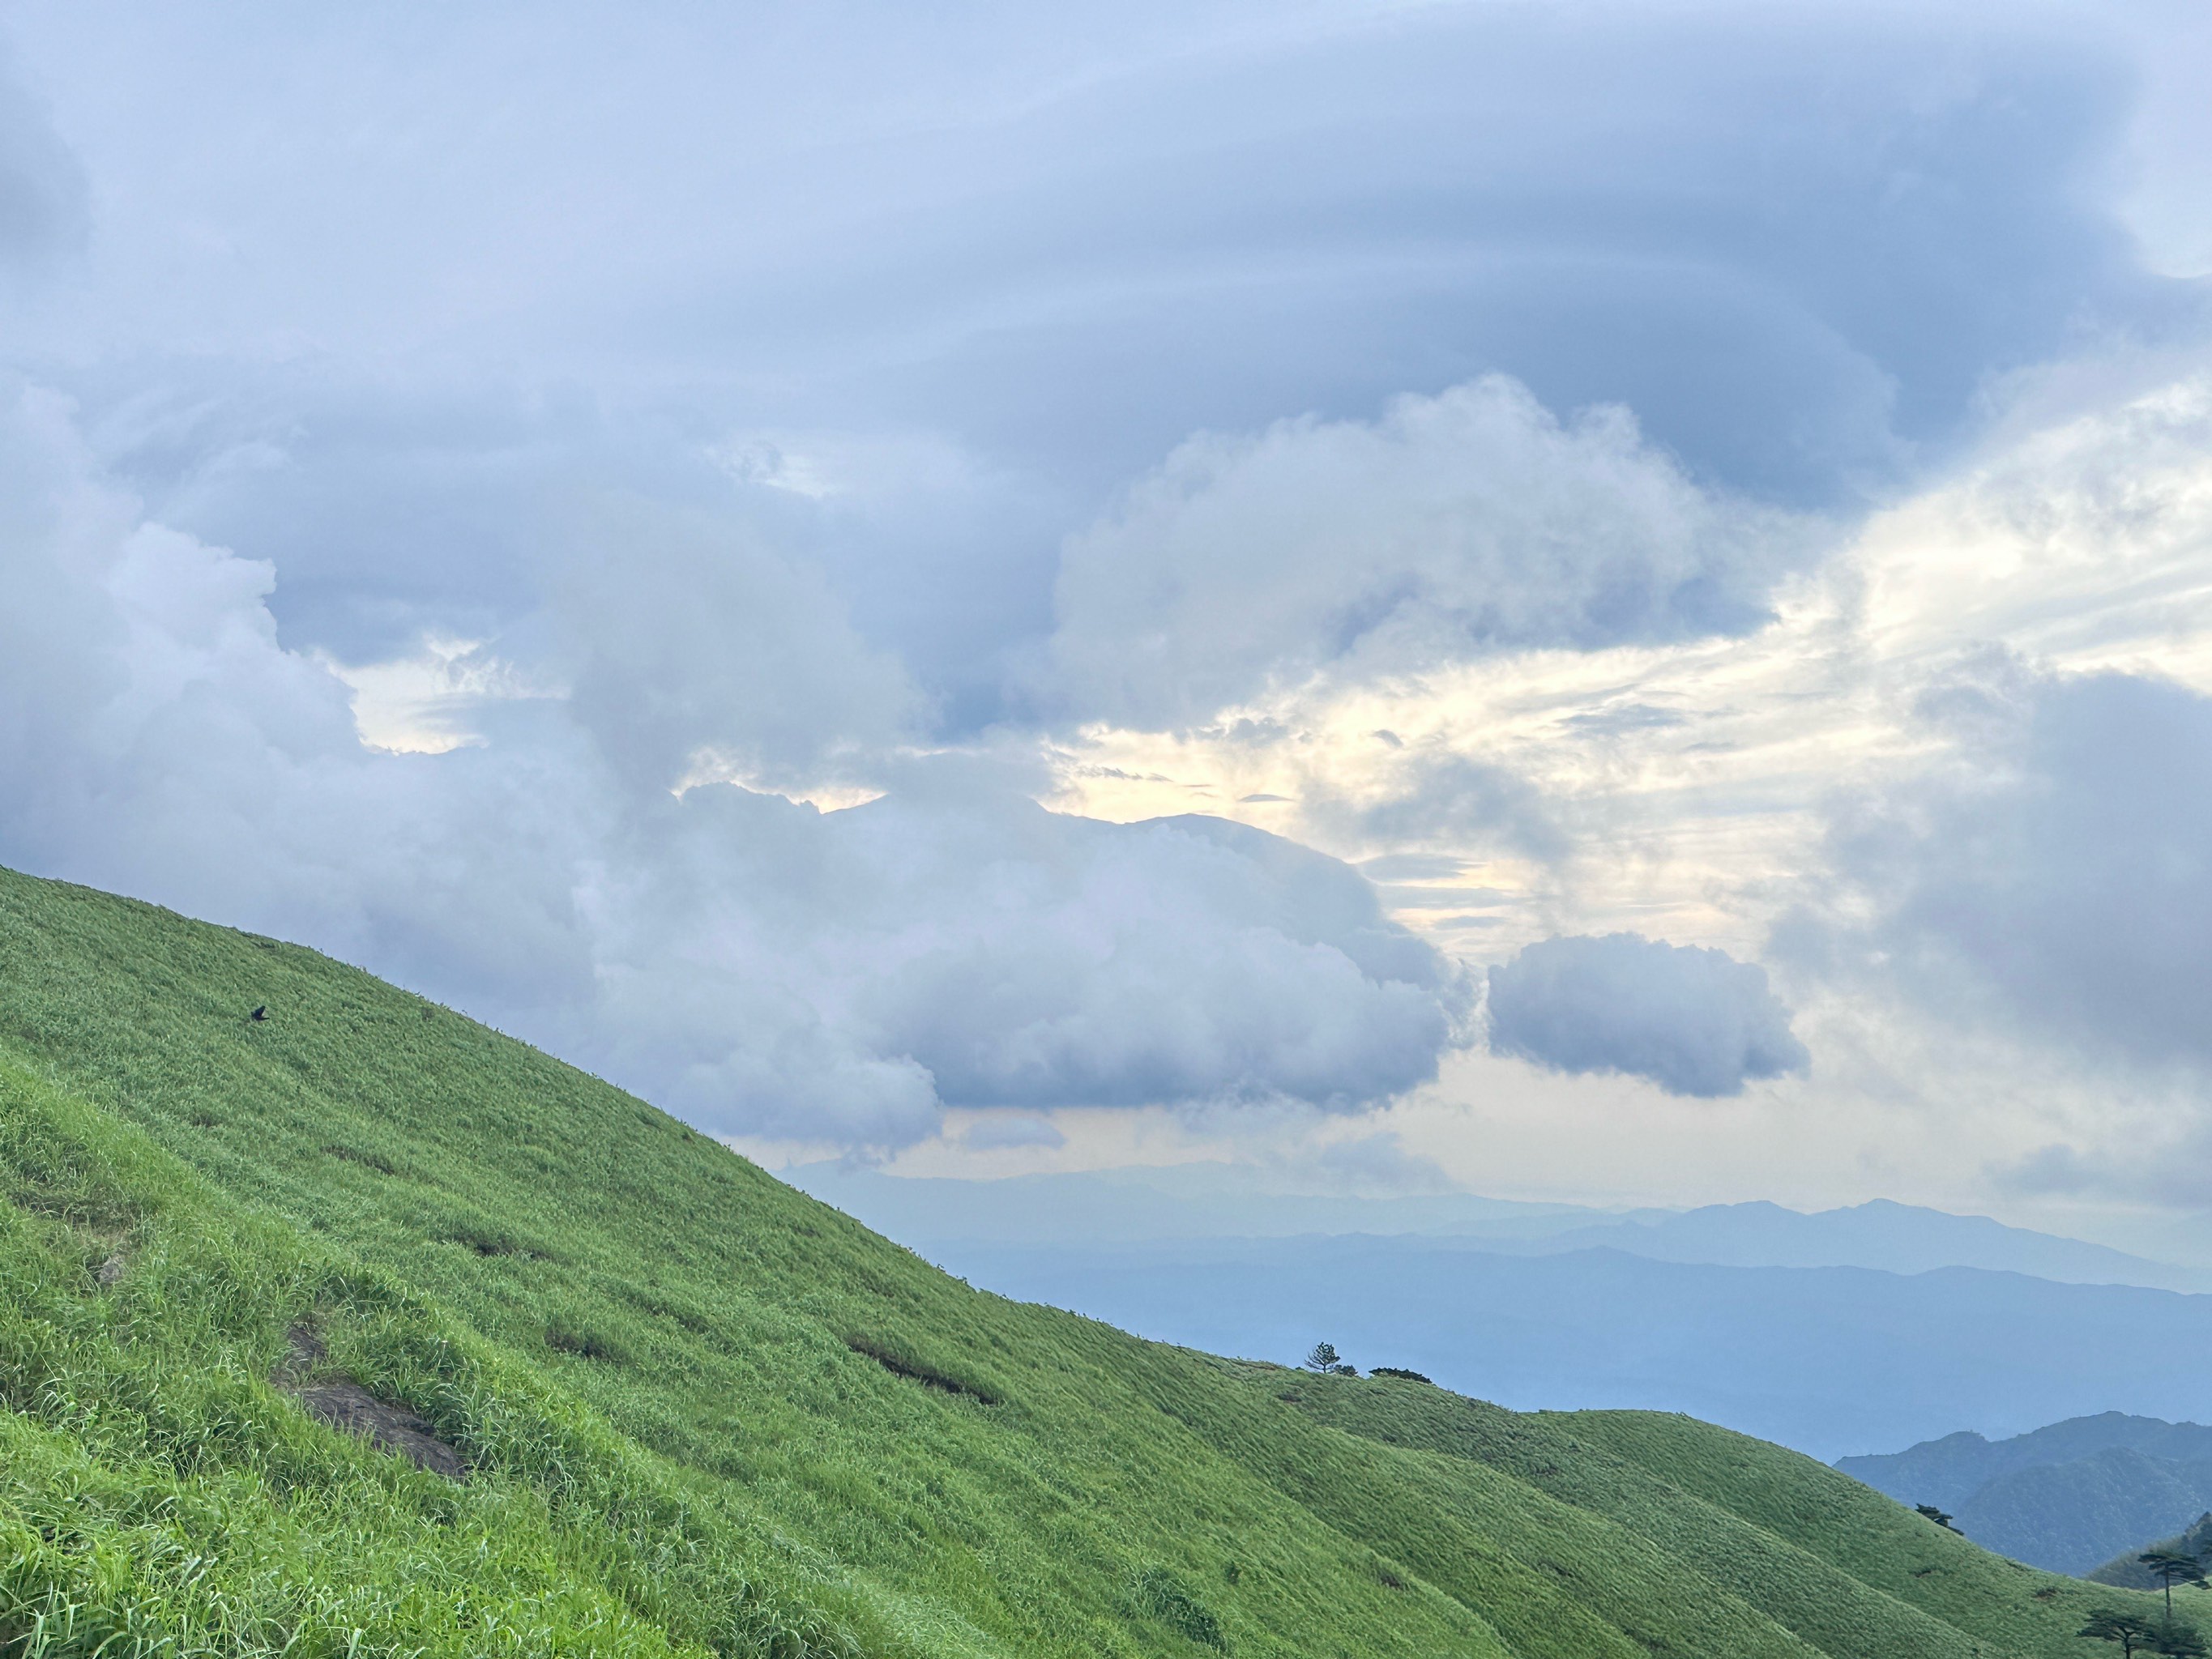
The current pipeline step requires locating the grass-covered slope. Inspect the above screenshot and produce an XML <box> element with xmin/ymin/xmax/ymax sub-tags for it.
<box><xmin>0</xmin><ymin>864</ymin><xmax>2196</xmax><ymax>1657</ymax></box>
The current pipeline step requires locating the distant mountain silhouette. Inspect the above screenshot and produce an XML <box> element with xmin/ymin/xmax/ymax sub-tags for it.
<box><xmin>907</xmin><ymin>1234</ymin><xmax>2212</xmax><ymax>1462</ymax></box>
<box><xmin>788</xmin><ymin>1165</ymin><xmax>2202</xmax><ymax>1290</ymax></box>
<box><xmin>1508</xmin><ymin>1199</ymin><xmax>2199</xmax><ymax>1289</ymax></box>
<box><xmin>1839</xmin><ymin>1414</ymin><xmax>2212</xmax><ymax>1573</ymax></box>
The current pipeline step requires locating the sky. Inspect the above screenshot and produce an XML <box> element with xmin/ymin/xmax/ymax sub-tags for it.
<box><xmin>3</xmin><ymin>0</ymin><xmax>2212</xmax><ymax>1252</ymax></box>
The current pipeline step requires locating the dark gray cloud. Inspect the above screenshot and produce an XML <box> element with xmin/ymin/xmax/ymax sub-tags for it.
<box><xmin>1487</xmin><ymin>933</ymin><xmax>1809</xmax><ymax>1098</ymax></box>
<box><xmin>5</xmin><ymin>2</ymin><xmax>2194</xmax><ymax>738</ymax></box>
<box><xmin>1817</xmin><ymin>659</ymin><xmax>2212</xmax><ymax>1072</ymax></box>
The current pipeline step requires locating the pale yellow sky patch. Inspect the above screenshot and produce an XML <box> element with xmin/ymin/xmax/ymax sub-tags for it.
<box><xmin>324</xmin><ymin>635</ymin><xmax>559</xmax><ymax>754</ymax></box>
<box><xmin>1048</xmin><ymin>379</ymin><xmax>2212</xmax><ymax>972</ymax></box>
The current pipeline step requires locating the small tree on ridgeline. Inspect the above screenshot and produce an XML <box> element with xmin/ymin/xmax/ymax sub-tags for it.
<box><xmin>2142</xmin><ymin>1553</ymin><xmax>2209</xmax><ymax>1619</ymax></box>
<box><xmin>1915</xmin><ymin>1504</ymin><xmax>1960</xmax><ymax>1533</ymax></box>
<box><xmin>2080</xmin><ymin>1610</ymin><xmax>2163</xmax><ymax>1657</ymax></box>
<box><xmin>1303</xmin><ymin>1341</ymin><xmax>1357</xmax><ymax>1376</ymax></box>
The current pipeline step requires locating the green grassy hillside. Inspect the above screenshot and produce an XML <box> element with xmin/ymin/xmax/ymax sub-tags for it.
<box><xmin>0</xmin><ymin>864</ymin><xmax>2194</xmax><ymax>1657</ymax></box>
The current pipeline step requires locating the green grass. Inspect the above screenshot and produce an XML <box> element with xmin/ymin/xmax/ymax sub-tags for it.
<box><xmin>0</xmin><ymin>863</ymin><xmax>2196</xmax><ymax>1657</ymax></box>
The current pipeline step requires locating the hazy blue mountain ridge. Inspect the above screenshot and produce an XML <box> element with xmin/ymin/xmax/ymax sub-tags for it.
<box><xmin>784</xmin><ymin>1162</ymin><xmax>1613</xmax><ymax>1247</ymax></box>
<box><xmin>1840</xmin><ymin>1414</ymin><xmax>2212</xmax><ymax>1511</ymax></box>
<box><xmin>788</xmin><ymin>1166</ymin><xmax>2199</xmax><ymax>1289</ymax></box>
<box><xmin>784</xmin><ymin>1168</ymin><xmax>2212</xmax><ymax>1540</ymax></box>
<box><xmin>918</xmin><ymin>1233</ymin><xmax>2212</xmax><ymax>1462</ymax></box>
<box><xmin>1842</xmin><ymin>1415</ymin><xmax>2212</xmax><ymax>1574</ymax></box>
<box><xmin>1521</xmin><ymin>1199</ymin><xmax>2197</xmax><ymax>1288</ymax></box>
<box><xmin>1959</xmin><ymin>1449</ymin><xmax>2212</xmax><ymax>1575</ymax></box>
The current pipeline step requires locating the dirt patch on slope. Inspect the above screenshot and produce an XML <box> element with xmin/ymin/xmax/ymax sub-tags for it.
<box><xmin>276</xmin><ymin>1324</ymin><xmax>468</xmax><ymax>1481</ymax></box>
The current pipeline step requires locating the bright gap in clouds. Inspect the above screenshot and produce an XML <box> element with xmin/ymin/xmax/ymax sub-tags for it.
<box><xmin>2</xmin><ymin>1</ymin><xmax>2211</xmax><ymax>1248</ymax></box>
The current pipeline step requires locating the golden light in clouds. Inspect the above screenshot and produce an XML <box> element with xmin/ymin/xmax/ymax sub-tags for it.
<box><xmin>1002</xmin><ymin>378</ymin><xmax>2212</xmax><ymax>1240</ymax></box>
<box><xmin>1048</xmin><ymin>377</ymin><xmax>2212</xmax><ymax>961</ymax></box>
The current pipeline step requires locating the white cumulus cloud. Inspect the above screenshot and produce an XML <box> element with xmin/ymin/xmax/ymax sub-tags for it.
<box><xmin>0</xmin><ymin>382</ymin><xmax>1472</xmax><ymax>1152</ymax></box>
<box><xmin>1046</xmin><ymin>376</ymin><xmax>1813</xmax><ymax>730</ymax></box>
<box><xmin>1486</xmin><ymin>932</ymin><xmax>1808</xmax><ymax>1098</ymax></box>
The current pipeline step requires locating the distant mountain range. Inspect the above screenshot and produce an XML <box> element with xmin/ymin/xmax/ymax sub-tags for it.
<box><xmin>1492</xmin><ymin>1198</ymin><xmax>2199</xmax><ymax>1289</ymax></box>
<box><xmin>788</xmin><ymin>1162</ymin><xmax>1606</xmax><ymax>1246</ymax></box>
<box><xmin>788</xmin><ymin>1164</ymin><xmax>2204</xmax><ymax>1290</ymax></box>
<box><xmin>1840</xmin><ymin>1414</ymin><xmax>2212</xmax><ymax>1576</ymax></box>
<box><xmin>882</xmin><ymin>1232</ymin><xmax>2212</xmax><ymax>1461</ymax></box>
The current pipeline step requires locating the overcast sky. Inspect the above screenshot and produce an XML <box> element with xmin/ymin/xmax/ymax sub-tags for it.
<box><xmin>4</xmin><ymin>1</ymin><xmax>2212</xmax><ymax>1251</ymax></box>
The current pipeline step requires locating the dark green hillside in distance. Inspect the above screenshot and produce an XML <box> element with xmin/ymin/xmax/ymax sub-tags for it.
<box><xmin>1841</xmin><ymin>1417</ymin><xmax>2212</xmax><ymax>1576</ymax></box>
<box><xmin>2092</xmin><ymin>1512</ymin><xmax>2212</xmax><ymax>1590</ymax></box>
<box><xmin>0</xmin><ymin>864</ymin><xmax>2197</xmax><ymax>1657</ymax></box>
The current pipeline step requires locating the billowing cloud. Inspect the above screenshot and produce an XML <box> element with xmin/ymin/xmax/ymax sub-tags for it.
<box><xmin>553</xmin><ymin>494</ymin><xmax>922</xmax><ymax>796</ymax></box>
<box><xmin>0</xmin><ymin>382</ymin><xmax>1471</xmax><ymax>1151</ymax></box>
<box><xmin>2</xmin><ymin>0</ymin><xmax>2176</xmax><ymax>749</ymax></box>
<box><xmin>1486</xmin><ymin>933</ymin><xmax>1808</xmax><ymax>1098</ymax></box>
<box><xmin>854</xmin><ymin>810</ymin><xmax>1468</xmax><ymax>1112</ymax></box>
<box><xmin>0</xmin><ymin>0</ymin><xmax>2206</xmax><ymax>1205</ymax></box>
<box><xmin>567</xmin><ymin>790</ymin><xmax>1473</xmax><ymax>1146</ymax></box>
<box><xmin>1821</xmin><ymin>658</ymin><xmax>2212</xmax><ymax>1073</ymax></box>
<box><xmin>1046</xmin><ymin>377</ymin><xmax>1811</xmax><ymax>729</ymax></box>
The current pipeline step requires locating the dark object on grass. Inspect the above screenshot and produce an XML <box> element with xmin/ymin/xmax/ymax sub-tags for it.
<box><xmin>250</xmin><ymin>1004</ymin><xmax>268</xmax><ymax>1021</ymax></box>
<box><xmin>322</xmin><ymin>1143</ymin><xmax>397</xmax><ymax>1175</ymax></box>
<box><xmin>1129</xmin><ymin>1566</ymin><xmax>1225</xmax><ymax>1650</ymax></box>
<box><xmin>1917</xmin><ymin>1503</ymin><xmax>1960</xmax><ymax>1532</ymax></box>
<box><xmin>545</xmin><ymin>1324</ymin><xmax>630</xmax><ymax>1366</ymax></box>
<box><xmin>1371</xmin><ymin>1367</ymin><xmax>1433</xmax><ymax>1384</ymax></box>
